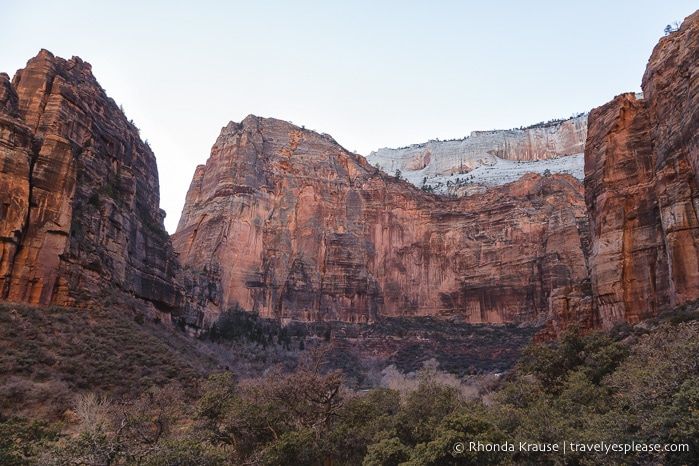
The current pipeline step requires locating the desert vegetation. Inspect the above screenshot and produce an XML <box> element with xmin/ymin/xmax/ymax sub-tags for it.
<box><xmin>1</xmin><ymin>302</ymin><xmax>698</xmax><ymax>464</ymax></box>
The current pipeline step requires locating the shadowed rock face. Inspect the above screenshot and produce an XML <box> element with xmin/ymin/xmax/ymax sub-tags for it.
<box><xmin>173</xmin><ymin>116</ymin><xmax>591</xmax><ymax>327</ymax></box>
<box><xmin>584</xmin><ymin>93</ymin><xmax>669</xmax><ymax>326</ymax></box>
<box><xmin>0</xmin><ymin>50</ymin><xmax>180</xmax><ymax>313</ymax></box>
<box><xmin>584</xmin><ymin>10</ymin><xmax>699</xmax><ymax>327</ymax></box>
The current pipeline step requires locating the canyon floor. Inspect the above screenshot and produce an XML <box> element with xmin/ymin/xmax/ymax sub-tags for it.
<box><xmin>2</xmin><ymin>299</ymin><xmax>698</xmax><ymax>465</ymax></box>
<box><xmin>0</xmin><ymin>301</ymin><xmax>539</xmax><ymax>421</ymax></box>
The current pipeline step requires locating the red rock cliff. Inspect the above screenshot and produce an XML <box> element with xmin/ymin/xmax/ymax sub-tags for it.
<box><xmin>173</xmin><ymin>116</ymin><xmax>591</xmax><ymax>327</ymax></box>
<box><xmin>585</xmin><ymin>10</ymin><xmax>699</xmax><ymax>327</ymax></box>
<box><xmin>0</xmin><ymin>50</ymin><xmax>180</xmax><ymax>313</ymax></box>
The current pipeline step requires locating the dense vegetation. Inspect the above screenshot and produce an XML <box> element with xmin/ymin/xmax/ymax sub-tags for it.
<box><xmin>1</xmin><ymin>302</ymin><xmax>698</xmax><ymax>465</ymax></box>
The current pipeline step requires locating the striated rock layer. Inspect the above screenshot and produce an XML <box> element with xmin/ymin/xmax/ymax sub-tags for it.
<box><xmin>2</xmin><ymin>51</ymin><xmax>593</xmax><ymax>332</ymax></box>
<box><xmin>584</xmin><ymin>10</ymin><xmax>699</xmax><ymax>327</ymax></box>
<box><xmin>13</xmin><ymin>8</ymin><xmax>699</xmax><ymax>336</ymax></box>
<box><xmin>366</xmin><ymin>115</ymin><xmax>587</xmax><ymax>195</ymax></box>
<box><xmin>369</xmin><ymin>115</ymin><xmax>587</xmax><ymax>170</ymax></box>
<box><xmin>173</xmin><ymin>116</ymin><xmax>592</xmax><ymax>327</ymax></box>
<box><xmin>0</xmin><ymin>50</ymin><xmax>181</xmax><ymax>315</ymax></box>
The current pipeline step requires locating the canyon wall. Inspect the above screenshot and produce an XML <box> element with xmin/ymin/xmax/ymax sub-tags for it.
<box><xmin>366</xmin><ymin>116</ymin><xmax>587</xmax><ymax>193</ymax></box>
<box><xmin>584</xmin><ymin>10</ymin><xmax>699</xmax><ymax>327</ymax></box>
<box><xmin>173</xmin><ymin>116</ymin><xmax>592</xmax><ymax>327</ymax></box>
<box><xmin>0</xmin><ymin>50</ymin><xmax>181</xmax><ymax>315</ymax></box>
<box><xmin>6</xmin><ymin>7</ymin><xmax>699</xmax><ymax>336</ymax></box>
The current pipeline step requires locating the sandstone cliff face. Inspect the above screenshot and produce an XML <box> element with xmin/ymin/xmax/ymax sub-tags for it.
<box><xmin>173</xmin><ymin>116</ymin><xmax>591</xmax><ymax>327</ymax></box>
<box><xmin>584</xmin><ymin>93</ymin><xmax>669</xmax><ymax>326</ymax></box>
<box><xmin>470</xmin><ymin>117</ymin><xmax>588</xmax><ymax>162</ymax></box>
<box><xmin>0</xmin><ymin>50</ymin><xmax>180</xmax><ymax>313</ymax></box>
<box><xmin>366</xmin><ymin>116</ymin><xmax>587</xmax><ymax>195</ymax></box>
<box><xmin>1</xmin><ymin>51</ymin><xmax>592</xmax><ymax>332</ymax></box>
<box><xmin>584</xmin><ymin>10</ymin><xmax>699</xmax><ymax>327</ymax></box>
<box><xmin>0</xmin><ymin>73</ymin><xmax>34</xmax><ymax>299</ymax></box>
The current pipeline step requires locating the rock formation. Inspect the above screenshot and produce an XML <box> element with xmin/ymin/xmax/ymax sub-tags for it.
<box><xmin>366</xmin><ymin>115</ymin><xmax>587</xmax><ymax>196</ymax></box>
<box><xmin>7</xmin><ymin>6</ymin><xmax>699</xmax><ymax>337</ymax></box>
<box><xmin>0</xmin><ymin>50</ymin><xmax>180</xmax><ymax>315</ymax></box>
<box><xmin>173</xmin><ymin>116</ymin><xmax>592</xmax><ymax>327</ymax></box>
<box><xmin>0</xmin><ymin>51</ymin><xmax>593</xmax><ymax>332</ymax></box>
<box><xmin>584</xmin><ymin>10</ymin><xmax>699</xmax><ymax>327</ymax></box>
<box><xmin>584</xmin><ymin>93</ymin><xmax>669</xmax><ymax>326</ymax></box>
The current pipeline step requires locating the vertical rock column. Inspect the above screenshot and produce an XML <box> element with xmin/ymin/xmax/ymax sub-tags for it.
<box><xmin>584</xmin><ymin>93</ymin><xmax>670</xmax><ymax>327</ymax></box>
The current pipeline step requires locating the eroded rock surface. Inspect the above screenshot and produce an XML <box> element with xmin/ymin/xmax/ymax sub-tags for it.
<box><xmin>367</xmin><ymin>116</ymin><xmax>587</xmax><ymax>196</ymax></box>
<box><xmin>584</xmin><ymin>10</ymin><xmax>699</xmax><ymax>327</ymax></box>
<box><xmin>173</xmin><ymin>116</ymin><xmax>591</xmax><ymax>327</ymax></box>
<box><xmin>11</xmin><ymin>10</ymin><xmax>699</xmax><ymax>338</ymax></box>
<box><xmin>0</xmin><ymin>50</ymin><xmax>180</xmax><ymax>315</ymax></box>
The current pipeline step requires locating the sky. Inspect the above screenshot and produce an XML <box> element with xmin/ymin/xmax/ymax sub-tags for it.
<box><xmin>1</xmin><ymin>1</ymin><xmax>697</xmax><ymax>232</ymax></box>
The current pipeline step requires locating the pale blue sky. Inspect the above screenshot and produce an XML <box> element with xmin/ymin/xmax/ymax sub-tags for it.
<box><xmin>1</xmin><ymin>1</ymin><xmax>697</xmax><ymax>231</ymax></box>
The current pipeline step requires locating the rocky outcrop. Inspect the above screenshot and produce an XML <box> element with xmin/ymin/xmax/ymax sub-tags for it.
<box><xmin>584</xmin><ymin>93</ymin><xmax>669</xmax><ymax>326</ymax></box>
<box><xmin>643</xmin><ymin>13</ymin><xmax>699</xmax><ymax>308</ymax></box>
<box><xmin>173</xmin><ymin>116</ymin><xmax>591</xmax><ymax>327</ymax></box>
<box><xmin>0</xmin><ymin>74</ymin><xmax>34</xmax><ymax>298</ymax></box>
<box><xmin>0</xmin><ymin>51</ymin><xmax>594</xmax><ymax>333</ymax></box>
<box><xmin>584</xmin><ymin>10</ymin><xmax>699</xmax><ymax>327</ymax></box>
<box><xmin>366</xmin><ymin>116</ymin><xmax>587</xmax><ymax>195</ymax></box>
<box><xmin>0</xmin><ymin>50</ymin><xmax>180</xmax><ymax>315</ymax></box>
<box><xmin>471</xmin><ymin>117</ymin><xmax>588</xmax><ymax>162</ymax></box>
<box><xmin>14</xmin><ymin>10</ymin><xmax>699</xmax><ymax>337</ymax></box>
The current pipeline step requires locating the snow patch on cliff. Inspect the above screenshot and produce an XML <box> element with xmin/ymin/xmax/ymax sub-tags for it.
<box><xmin>367</xmin><ymin>116</ymin><xmax>586</xmax><ymax>195</ymax></box>
<box><xmin>408</xmin><ymin>154</ymin><xmax>585</xmax><ymax>196</ymax></box>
